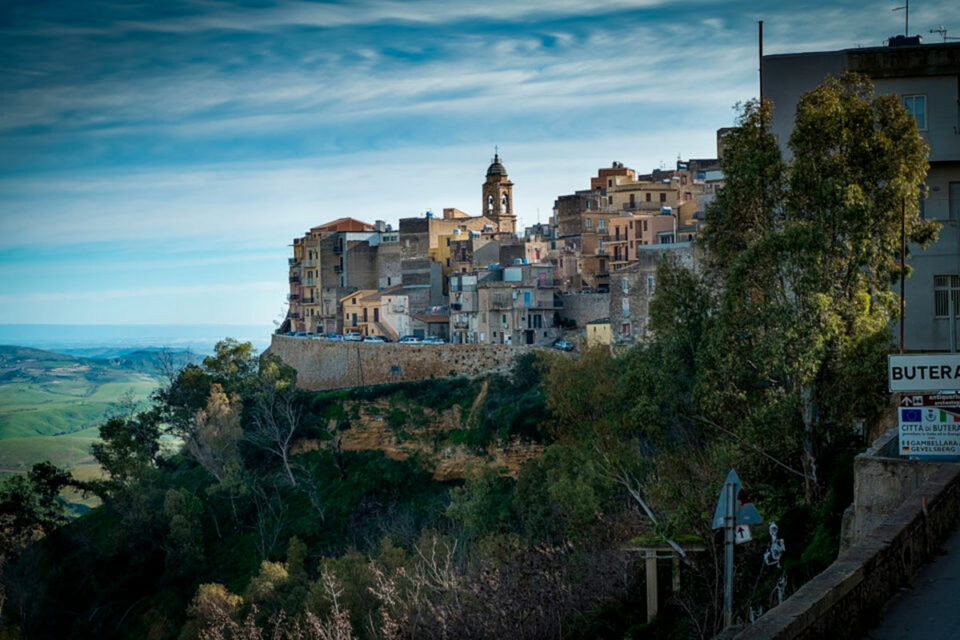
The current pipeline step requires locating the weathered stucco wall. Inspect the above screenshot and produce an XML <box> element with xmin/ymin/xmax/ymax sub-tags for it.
<box><xmin>266</xmin><ymin>335</ymin><xmax>536</xmax><ymax>390</ymax></box>
<box><xmin>735</xmin><ymin>459</ymin><xmax>960</xmax><ymax>640</ymax></box>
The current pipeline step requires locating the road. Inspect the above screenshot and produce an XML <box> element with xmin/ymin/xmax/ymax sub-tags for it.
<box><xmin>862</xmin><ymin>522</ymin><xmax>960</xmax><ymax>639</ymax></box>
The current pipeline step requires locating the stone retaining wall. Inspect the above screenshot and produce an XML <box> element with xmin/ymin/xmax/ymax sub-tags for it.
<box><xmin>735</xmin><ymin>459</ymin><xmax>960</xmax><ymax>640</ymax></box>
<box><xmin>266</xmin><ymin>335</ymin><xmax>536</xmax><ymax>390</ymax></box>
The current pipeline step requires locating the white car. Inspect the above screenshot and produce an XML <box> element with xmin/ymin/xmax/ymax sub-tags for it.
<box><xmin>344</xmin><ymin>332</ymin><xmax>362</xmax><ymax>342</ymax></box>
<box><xmin>362</xmin><ymin>335</ymin><xmax>386</xmax><ymax>343</ymax></box>
<box><xmin>398</xmin><ymin>336</ymin><xmax>422</xmax><ymax>344</ymax></box>
<box><xmin>422</xmin><ymin>336</ymin><xmax>446</xmax><ymax>344</ymax></box>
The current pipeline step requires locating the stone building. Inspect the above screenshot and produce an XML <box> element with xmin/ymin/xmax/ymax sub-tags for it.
<box><xmin>608</xmin><ymin>243</ymin><xmax>698</xmax><ymax>343</ymax></box>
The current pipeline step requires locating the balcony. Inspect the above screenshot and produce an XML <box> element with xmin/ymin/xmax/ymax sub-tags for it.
<box><xmin>453</xmin><ymin>321</ymin><xmax>469</xmax><ymax>329</ymax></box>
<box><xmin>287</xmin><ymin>293</ymin><xmax>300</xmax><ymax>302</ymax></box>
<box><xmin>288</xmin><ymin>258</ymin><xmax>297</xmax><ymax>266</ymax></box>
<box><xmin>332</xmin><ymin>242</ymin><xmax>343</xmax><ymax>254</ymax></box>
<box><xmin>303</xmin><ymin>298</ymin><xmax>318</xmax><ymax>305</ymax></box>
<box><xmin>289</xmin><ymin>275</ymin><xmax>301</xmax><ymax>284</ymax></box>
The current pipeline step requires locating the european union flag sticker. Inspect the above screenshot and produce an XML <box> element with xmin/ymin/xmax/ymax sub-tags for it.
<box><xmin>901</xmin><ymin>409</ymin><xmax>922</xmax><ymax>422</ymax></box>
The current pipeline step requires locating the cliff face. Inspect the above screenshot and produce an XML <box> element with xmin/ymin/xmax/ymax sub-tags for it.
<box><xmin>292</xmin><ymin>383</ymin><xmax>543</xmax><ymax>481</ymax></box>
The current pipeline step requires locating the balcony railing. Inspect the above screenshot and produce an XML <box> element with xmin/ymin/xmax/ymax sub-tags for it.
<box><xmin>288</xmin><ymin>258</ymin><xmax>297</xmax><ymax>266</ymax></box>
<box><xmin>287</xmin><ymin>293</ymin><xmax>300</xmax><ymax>302</ymax></box>
<box><xmin>289</xmin><ymin>276</ymin><xmax>301</xmax><ymax>284</ymax></box>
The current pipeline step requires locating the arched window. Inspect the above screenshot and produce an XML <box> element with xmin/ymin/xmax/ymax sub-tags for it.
<box><xmin>487</xmin><ymin>195</ymin><xmax>494</xmax><ymax>211</ymax></box>
<box><xmin>501</xmin><ymin>193</ymin><xmax>508</xmax><ymax>212</ymax></box>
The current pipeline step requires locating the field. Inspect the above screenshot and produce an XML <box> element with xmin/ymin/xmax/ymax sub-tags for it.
<box><xmin>0</xmin><ymin>345</ymin><xmax>198</xmax><ymax>481</ymax></box>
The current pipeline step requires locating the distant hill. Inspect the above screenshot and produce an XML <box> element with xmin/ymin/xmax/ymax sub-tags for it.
<box><xmin>91</xmin><ymin>348</ymin><xmax>202</xmax><ymax>374</ymax></box>
<box><xmin>0</xmin><ymin>344</ymin><xmax>199</xmax><ymax>476</ymax></box>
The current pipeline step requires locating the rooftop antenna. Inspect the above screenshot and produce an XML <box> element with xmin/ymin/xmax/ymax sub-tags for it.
<box><xmin>930</xmin><ymin>25</ymin><xmax>960</xmax><ymax>41</ymax></box>
<box><xmin>892</xmin><ymin>0</ymin><xmax>909</xmax><ymax>36</ymax></box>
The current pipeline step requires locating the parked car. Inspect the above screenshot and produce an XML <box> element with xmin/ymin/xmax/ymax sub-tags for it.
<box><xmin>398</xmin><ymin>336</ymin><xmax>422</xmax><ymax>344</ymax></box>
<box><xmin>363</xmin><ymin>335</ymin><xmax>387</xmax><ymax>343</ymax></box>
<box><xmin>344</xmin><ymin>332</ymin><xmax>362</xmax><ymax>342</ymax></box>
<box><xmin>294</xmin><ymin>331</ymin><xmax>312</xmax><ymax>338</ymax></box>
<box><xmin>552</xmin><ymin>339</ymin><xmax>574</xmax><ymax>352</ymax></box>
<box><xmin>422</xmin><ymin>336</ymin><xmax>446</xmax><ymax>344</ymax></box>
<box><xmin>324</xmin><ymin>333</ymin><xmax>343</xmax><ymax>341</ymax></box>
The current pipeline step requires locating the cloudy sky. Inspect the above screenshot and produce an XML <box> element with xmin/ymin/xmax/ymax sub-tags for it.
<box><xmin>0</xmin><ymin>0</ymin><xmax>954</xmax><ymax>326</ymax></box>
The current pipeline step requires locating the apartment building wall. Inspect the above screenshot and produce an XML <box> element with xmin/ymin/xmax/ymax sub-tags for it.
<box><xmin>763</xmin><ymin>41</ymin><xmax>960</xmax><ymax>351</ymax></box>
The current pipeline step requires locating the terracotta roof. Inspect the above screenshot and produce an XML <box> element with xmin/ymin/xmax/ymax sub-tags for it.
<box><xmin>310</xmin><ymin>217</ymin><xmax>376</xmax><ymax>233</ymax></box>
<box><xmin>361</xmin><ymin>285</ymin><xmax>405</xmax><ymax>301</ymax></box>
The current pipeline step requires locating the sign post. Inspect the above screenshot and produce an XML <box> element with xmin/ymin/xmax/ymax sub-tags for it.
<box><xmin>889</xmin><ymin>355</ymin><xmax>960</xmax><ymax>461</ymax></box>
<box><xmin>712</xmin><ymin>470</ymin><xmax>763</xmax><ymax>629</ymax></box>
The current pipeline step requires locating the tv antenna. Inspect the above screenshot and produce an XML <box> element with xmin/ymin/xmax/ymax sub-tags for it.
<box><xmin>930</xmin><ymin>26</ymin><xmax>960</xmax><ymax>42</ymax></box>
<box><xmin>892</xmin><ymin>0</ymin><xmax>909</xmax><ymax>36</ymax></box>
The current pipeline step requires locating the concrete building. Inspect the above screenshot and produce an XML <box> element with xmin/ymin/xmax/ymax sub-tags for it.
<box><xmin>585</xmin><ymin>318</ymin><xmax>612</xmax><ymax>348</ymax></box>
<box><xmin>763</xmin><ymin>40</ymin><xmax>960</xmax><ymax>351</ymax></box>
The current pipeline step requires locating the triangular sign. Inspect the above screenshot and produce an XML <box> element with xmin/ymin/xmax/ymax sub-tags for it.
<box><xmin>711</xmin><ymin>470</ymin><xmax>741</xmax><ymax>529</ymax></box>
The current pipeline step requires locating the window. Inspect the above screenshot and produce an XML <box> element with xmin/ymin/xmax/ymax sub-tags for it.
<box><xmin>585</xmin><ymin>218</ymin><xmax>592</xmax><ymax>229</ymax></box>
<box><xmin>598</xmin><ymin>219</ymin><xmax>605</xmax><ymax>230</ymax></box>
<box><xmin>647</xmin><ymin>275</ymin><xmax>656</xmax><ymax>293</ymax></box>
<box><xmin>660</xmin><ymin>192</ymin><xmax>667</xmax><ymax>203</ymax></box>
<box><xmin>502</xmin><ymin>193</ymin><xmax>509</xmax><ymax>212</ymax></box>
<box><xmin>935</xmin><ymin>275</ymin><xmax>960</xmax><ymax>317</ymax></box>
<box><xmin>446</xmin><ymin>238</ymin><xmax>450</xmax><ymax>246</ymax></box>
<box><xmin>681</xmin><ymin>174</ymin><xmax>688</xmax><ymax>186</ymax></box>
<box><xmin>608</xmin><ymin>196</ymin><xmax>613</xmax><ymax>205</ymax></box>
<box><xmin>621</xmin><ymin>277</ymin><xmax>629</xmax><ymax>293</ymax></box>
<box><xmin>646</xmin><ymin>193</ymin><xmax>652</xmax><ymax>202</ymax></box>
<box><xmin>488</xmin><ymin>195</ymin><xmax>494</xmax><ymax>211</ymax></box>
<box><xmin>608</xmin><ymin>179</ymin><xmax>613</xmax><ymax>187</ymax></box>
<box><xmin>903</xmin><ymin>95</ymin><xmax>927</xmax><ymax>130</ymax></box>
<box><xmin>951</xmin><ymin>182</ymin><xmax>960</xmax><ymax>220</ymax></box>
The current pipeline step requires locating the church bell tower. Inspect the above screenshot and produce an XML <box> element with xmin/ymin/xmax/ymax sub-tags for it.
<box><xmin>481</xmin><ymin>151</ymin><xmax>516</xmax><ymax>234</ymax></box>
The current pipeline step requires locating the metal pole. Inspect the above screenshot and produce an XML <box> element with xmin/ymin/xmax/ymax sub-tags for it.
<box><xmin>724</xmin><ymin>481</ymin><xmax>735</xmax><ymax>629</ymax></box>
<box><xmin>758</xmin><ymin>21</ymin><xmax>764</xmax><ymax>102</ymax></box>
<box><xmin>951</xmin><ymin>283</ymin><xmax>957</xmax><ymax>354</ymax></box>
<box><xmin>900</xmin><ymin>198</ymin><xmax>905</xmax><ymax>354</ymax></box>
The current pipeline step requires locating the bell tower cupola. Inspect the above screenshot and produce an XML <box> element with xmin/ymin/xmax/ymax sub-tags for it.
<box><xmin>481</xmin><ymin>150</ymin><xmax>516</xmax><ymax>234</ymax></box>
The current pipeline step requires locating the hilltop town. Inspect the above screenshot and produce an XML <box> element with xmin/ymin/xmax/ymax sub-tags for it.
<box><xmin>281</xmin><ymin>149</ymin><xmax>723</xmax><ymax>348</ymax></box>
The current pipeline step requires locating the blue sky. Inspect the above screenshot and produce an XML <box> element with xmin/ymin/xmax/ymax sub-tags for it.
<box><xmin>1</xmin><ymin>0</ymin><xmax>955</xmax><ymax>325</ymax></box>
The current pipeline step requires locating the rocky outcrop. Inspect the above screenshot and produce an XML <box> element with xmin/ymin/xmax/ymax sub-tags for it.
<box><xmin>292</xmin><ymin>392</ymin><xmax>543</xmax><ymax>481</ymax></box>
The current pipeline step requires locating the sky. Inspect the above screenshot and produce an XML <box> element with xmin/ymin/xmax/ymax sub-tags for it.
<box><xmin>1</xmin><ymin>0</ymin><xmax>955</xmax><ymax>326</ymax></box>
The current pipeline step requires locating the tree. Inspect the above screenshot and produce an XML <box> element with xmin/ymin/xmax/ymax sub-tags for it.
<box><xmin>91</xmin><ymin>411</ymin><xmax>162</xmax><ymax>492</ymax></box>
<box><xmin>203</xmin><ymin>338</ymin><xmax>259</xmax><ymax>392</ymax></box>
<box><xmin>187</xmin><ymin>383</ymin><xmax>244</xmax><ymax>484</ymax></box>
<box><xmin>700</xmin><ymin>73</ymin><xmax>936</xmax><ymax>500</ymax></box>
<box><xmin>0</xmin><ymin>462</ymin><xmax>72</xmax><ymax>557</ymax></box>
<box><xmin>248</xmin><ymin>355</ymin><xmax>301</xmax><ymax>487</ymax></box>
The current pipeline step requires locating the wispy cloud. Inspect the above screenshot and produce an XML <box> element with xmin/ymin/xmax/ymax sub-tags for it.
<box><xmin>2</xmin><ymin>0</ymin><xmax>956</xmax><ymax>324</ymax></box>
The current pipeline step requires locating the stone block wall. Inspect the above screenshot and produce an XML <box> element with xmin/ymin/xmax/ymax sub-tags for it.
<box><xmin>266</xmin><ymin>335</ymin><xmax>536</xmax><ymax>390</ymax></box>
<box><xmin>557</xmin><ymin>291</ymin><xmax>610</xmax><ymax>327</ymax></box>
<box><xmin>735</xmin><ymin>460</ymin><xmax>960</xmax><ymax>640</ymax></box>
<box><xmin>847</xmin><ymin>426</ymin><xmax>944</xmax><ymax>546</ymax></box>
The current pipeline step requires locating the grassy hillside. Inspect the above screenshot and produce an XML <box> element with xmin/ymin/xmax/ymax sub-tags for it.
<box><xmin>0</xmin><ymin>344</ymin><xmax>198</xmax><ymax>472</ymax></box>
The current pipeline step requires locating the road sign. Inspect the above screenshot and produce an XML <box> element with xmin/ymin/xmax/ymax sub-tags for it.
<box><xmin>735</xmin><ymin>524</ymin><xmax>752</xmax><ymax>544</ymax></box>
<box><xmin>898</xmin><ymin>395</ymin><xmax>960</xmax><ymax>459</ymax></box>
<box><xmin>889</xmin><ymin>354</ymin><xmax>960</xmax><ymax>392</ymax></box>
<box><xmin>712</xmin><ymin>470</ymin><xmax>764</xmax><ymax>529</ymax></box>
